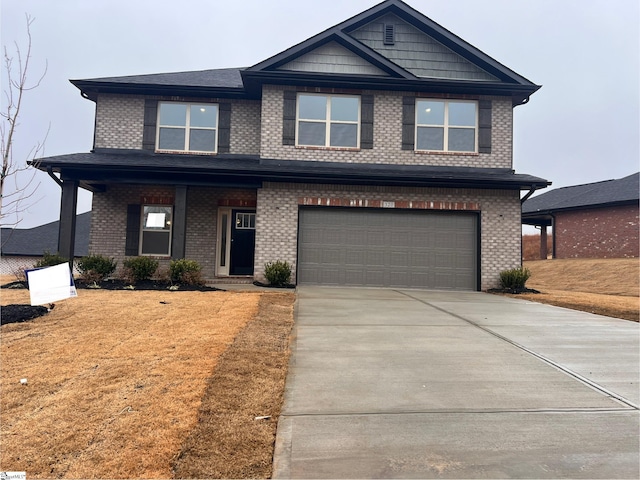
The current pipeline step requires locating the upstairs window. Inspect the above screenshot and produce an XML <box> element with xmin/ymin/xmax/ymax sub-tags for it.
<box><xmin>297</xmin><ymin>94</ymin><xmax>360</xmax><ymax>148</ymax></box>
<box><xmin>416</xmin><ymin>100</ymin><xmax>477</xmax><ymax>153</ymax></box>
<box><xmin>157</xmin><ymin>102</ymin><xmax>218</xmax><ymax>153</ymax></box>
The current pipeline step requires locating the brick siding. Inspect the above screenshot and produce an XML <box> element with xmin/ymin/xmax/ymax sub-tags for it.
<box><xmin>260</xmin><ymin>85</ymin><xmax>513</xmax><ymax>168</ymax></box>
<box><xmin>95</xmin><ymin>95</ymin><xmax>145</xmax><ymax>149</ymax></box>
<box><xmin>94</xmin><ymin>94</ymin><xmax>261</xmax><ymax>155</ymax></box>
<box><xmin>555</xmin><ymin>205</ymin><xmax>639</xmax><ymax>258</ymax></box>
<box><xmin>89</xmin><ymin>185</ymin><xmax>257</xmax><ymax>280</ymax></box>
<box><xmin>254</xmin><ymin>182</ymin><xmax>521</xmax><ymax>290</ymax></box>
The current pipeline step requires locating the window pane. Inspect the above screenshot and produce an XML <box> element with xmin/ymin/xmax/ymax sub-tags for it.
<box><xmin>416</xmin><ymin>100</ymin><xmax>444</xmax><ymax>125</ymax></box>
<box><xmin>190</xmin><ymin>104</ymin><xmax>218</xmax><ymax>128</ymax></box>
<box><xmin>448</xmin><ymin>128</ymin><xmax>475</xmax><ymax>151</ymax></box>
<box><xmin>331</xmin><ymin>97</ymin><xmax>359</xmax><ymax>122</ymax></box>
<box><xmin>449</xmin><ymin>102</ymin><xmax>476</xmax><ymax>127</ymax></box>
<box><xmin>220</xmin><ymin>214</ymin><xmax>228</xmax><ymax>267</ymax></box>
<box><xmin>158</xmin><ymin>128</ymin><xmax>185</xmax><ymax>150</ymax></box>
<box><xmin>189</xmin><ymin>129</ymin><xmax>216</xmax><ymax>152</ymax></box>
<box><xmin>330</xmin><ymin>123</ymin><xmax>357</xmax><ymax>147</ymax></box>
<box><xmin>159</xmin><ymin>103</ymin><xmax>187</xmax><ymax>126</ymax></box>
<box><xmin>298</xmin><ymin>95</ymin><xmax>327</xmax><ymax>120</ymax></box>
<box><xmin>142</xmin><ymin>231</ymin><xmax>170</xmax><ymax>255</ymax></box>
<box><xmin>416</xmin><ymin>126</ymin><xmax>444</xmax><ymax>150</ymax></box>
<box><xmin>144</xmin><ymin>206</ymin><xmax>172</xmax><ymax>230</ymax></box>
<box><xmin>298</xmin><ymin>121</ymin><xmax>326</xmax><ymax>146</ymax></box>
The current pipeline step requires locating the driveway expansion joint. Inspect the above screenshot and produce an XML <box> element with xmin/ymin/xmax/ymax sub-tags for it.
<box><xmin>395</xmin><ymin>290</ymin><xmax>640</xmax><ymax>411</ymax></box>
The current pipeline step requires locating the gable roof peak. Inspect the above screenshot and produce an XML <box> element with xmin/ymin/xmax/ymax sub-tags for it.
<box><xmin>244</xmin><ymin>0</ymin><xmax>539</xmax><ymax>104</ymax></box>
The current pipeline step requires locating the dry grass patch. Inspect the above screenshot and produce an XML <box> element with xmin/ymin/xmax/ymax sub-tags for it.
<box><xmin>503</xmin><ymin>259</ymin><xmax>639</xmax><ymax>321</ymax></box>
<box><xmin>1</xmin><ymin>285</ymin><xmax>294</xmax><ymax>478</ymax></box>
<box><xmin>172</xmin><ymin>293</ymin><xmax>294</xmax><ymax>479</ymax></box>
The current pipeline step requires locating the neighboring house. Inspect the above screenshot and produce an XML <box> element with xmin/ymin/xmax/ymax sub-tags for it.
<box><xmin>35</xmin><ymin>0</ymin><xmax>548</xmax><ymax>291</ymax></box>
<box><xmin>522</xmin><ymin>173</ymin><xmax>639</xmax><ymax>259</ymax></box>
<box><xmin>1</xmin><ymin>212</ymin><xmax>91</xmax><ymax>275</ymax></box>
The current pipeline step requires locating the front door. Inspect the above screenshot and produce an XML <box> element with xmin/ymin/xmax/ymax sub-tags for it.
<box><xmin>229</xmin><ymin>209</ymin><xmax>256</xmax><ymax>275</ymax></box>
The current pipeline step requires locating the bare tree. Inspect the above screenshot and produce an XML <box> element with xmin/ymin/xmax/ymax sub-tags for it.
<box><xmin>1</xmin><ymin>14</ymin><xmax>48</xmax><ymax>228</ymax></box>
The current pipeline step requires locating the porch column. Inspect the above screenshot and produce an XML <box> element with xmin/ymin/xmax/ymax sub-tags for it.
<box><xmin>171</xmin><ymin>185</ymin><xmax>188</xmax><ymax>259</ymax></box>
<box><xmin>540</xmin><ymin>226</ymin><xmax>548</xmax><ymax>260</ymax></box>
<box><xmin>58</xmin><ymin>178</ymin><xmax>79</xmax><ymax>265</ymax></box>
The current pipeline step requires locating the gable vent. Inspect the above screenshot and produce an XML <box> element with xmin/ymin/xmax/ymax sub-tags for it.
<box><xmin>383</xmin><ymin>24</ymin><xmax>395</xmax><ymax>45</ymax></box>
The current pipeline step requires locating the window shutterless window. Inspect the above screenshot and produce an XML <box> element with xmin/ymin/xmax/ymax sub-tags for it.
<box><xmin>296</xmin><ymin>94</ymin><xmax>360</xmax><ymax>148</ymax></box>
<box><xmin>140</xmin><ymin>205</ymin><xmax>172</xmax><ymax>256</ymax></box>
<box><xmin>415</xmin><ymin>100</ymin><xmax>477</xmax><ymax>153</ymax></box>
<box><xmin>157</xmin><ymin>102</ymin><xmax>218</xmax><ymax>153</ymax></box>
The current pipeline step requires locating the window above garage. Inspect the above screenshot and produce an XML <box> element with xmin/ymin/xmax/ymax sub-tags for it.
<box><xmin>296</xmin><ymin>94</ymin><xmax>360</xmax><ymax>148</ymax></box>
<box><xmin>415</xmin><ymin>100</ymin><xmax>477</xmax><ymax>153</ymax></box>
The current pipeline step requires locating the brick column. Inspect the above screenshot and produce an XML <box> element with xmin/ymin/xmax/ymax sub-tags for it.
<box><xmin>540</xmin><ymin>226</ymin><xmax>548</xmax><ymax>260</ymax></box>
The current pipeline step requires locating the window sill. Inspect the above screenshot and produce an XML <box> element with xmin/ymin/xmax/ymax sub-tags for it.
<box><xmin>414</xmin><ymin>150</ymin><xmax>479</xmax><ymax>156</ymax></box>
<box><xmin>155</xmin><ymin>150</ymin><xmax>217</xmax><ymax>156</ymax></box>
<box><xmin>295</xmin><ymin>145</ymin><xmax>361</xmax><ymax>152</ymax></box>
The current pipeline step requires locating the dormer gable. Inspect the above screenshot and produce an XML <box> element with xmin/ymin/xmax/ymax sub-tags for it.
<box><xmin>349</xmin><ymin>12</ymin><xmax>499</xmax><ymax>82</ymax></box>
<box><xmin>277</xmin><ymin>41</ymin><xmax>389</xmax><ymax>76</ymax></box>
<box><xmin>243</xmin><ymin>0</ymin><xmax>539</xmax><ymax>105</ymax></box>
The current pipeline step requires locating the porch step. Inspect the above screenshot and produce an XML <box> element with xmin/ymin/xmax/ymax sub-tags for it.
<box><xmin>207</xmin><ymin>276</ymin><xmax>254</xmax><ymax>285</ymax></box>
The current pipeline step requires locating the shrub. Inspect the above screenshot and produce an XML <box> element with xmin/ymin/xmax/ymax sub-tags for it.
<box><xmin>122</xmin><ymin>257</ymin><xmax>158</xmax><ymax>283</ymax></box>
<box><xmin>169</xmin><ymin>259</ymin><xmax>204</xmax><ymax>285</ymax></box>
<box><xmin>264</xmin><ymin>260</ymin><xmax>292</xmax><ymax>286</ymax></box>
<box><xmin>77</xmin><ymin>254</ymin><xmax>117</xmax><ymax>282</ymax></box>
<box><xmin>499</xmin><ymin>267</ymin><xmax>531</xmax><ymax>291</ymax></box>
<box><xmin>35</xmin><ymin>251</ymin><xmax>69</xmax><ymax>268</ymax></box>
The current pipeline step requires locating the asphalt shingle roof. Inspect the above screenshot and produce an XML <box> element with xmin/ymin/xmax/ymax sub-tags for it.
<box><xmin>522</xmin><ymin>172</ymin><xmax>639</xmax><ymax>214</ymax></box>
<box><xmin>1</xmin><ymin>212</ymin><xmax>91</xmax><ymax>257</ymax></box>
<box><xmin>71</xmin><ymin>68</ymin><xmax>245</xmax><ymax>89</ymax></box>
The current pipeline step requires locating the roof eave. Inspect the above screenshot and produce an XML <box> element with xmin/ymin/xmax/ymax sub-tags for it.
<box><xmin>242</xmin><ymin>70</ymin><xmax>540</xmax><ymax>104</ymax></box>
<box><xmin>69</xmin><ymin>79</ymin><xmax>251</xmax><ymax>101</ymax></box>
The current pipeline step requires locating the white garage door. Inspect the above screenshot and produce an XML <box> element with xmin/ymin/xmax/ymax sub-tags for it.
<box><xmin>297</xmin><ymin>208</ymin><xmax>478</xmax><ymax>290</ymax></box>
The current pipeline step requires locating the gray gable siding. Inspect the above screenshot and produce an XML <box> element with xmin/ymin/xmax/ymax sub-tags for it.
<box><xmin>278</xmin><ymin>42</ymin><xmax>388</xmax><ymax>76</ymax></box>
<box><xmin>350</xmin><ymin>13</ymin><xmax>499</xmax><ymax>81</ymax></box>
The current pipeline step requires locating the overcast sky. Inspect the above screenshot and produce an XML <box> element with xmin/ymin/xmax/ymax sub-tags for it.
<box><xmin>1</xmin><ymin>0</ymin><xmax>638</xmax><ymax>229</ymax></box>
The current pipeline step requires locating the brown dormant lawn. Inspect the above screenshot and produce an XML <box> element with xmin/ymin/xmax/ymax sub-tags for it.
<box><xmin>0</xmin><ymin>282</ymin><xmax>294</xmax><ymax>478</ymax></box>
<box><xmin>514</xmin><ymin>258</ymin><xmax>639</xmax><ymax>322</ymax></box>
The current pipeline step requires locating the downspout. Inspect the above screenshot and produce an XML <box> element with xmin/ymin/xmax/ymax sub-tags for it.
<box><xmin>520</xmin><ymin>186</ymin><xmax>536</xmax><ymax>204</ymax></box>
<box><xmin>47</xmin><ymin>166</ymin><xmax>63</xmax><ymax>188</ymax></box>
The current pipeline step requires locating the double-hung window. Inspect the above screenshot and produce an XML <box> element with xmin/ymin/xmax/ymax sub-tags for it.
<box><xmin>297</xmin><ymin>94</ymin><xmax>360</xmax><ymax>148</ymax></box>
<box><xmin>157</xmin><ymin>102</ymin><xmax>218</xmax><ymax>153</ymax></box>
<box><xmin>140</xmin><ymin>205</ymin><xmax>172</xmax><ymax>256</ymax></box>
<box><xmin>416</xmin><ymin>100</ymin><xmax>477</xmax><ymax>153</ymax></box>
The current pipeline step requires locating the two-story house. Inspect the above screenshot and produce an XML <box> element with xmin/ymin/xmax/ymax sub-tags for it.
<box><xmin>37</xmin><ymin>0</ymin><xmax>548</xmax><ymax>291</ymax></box>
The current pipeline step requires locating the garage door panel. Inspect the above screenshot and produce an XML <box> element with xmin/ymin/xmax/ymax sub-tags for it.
<box><xmin>298</xmin><ymin>208</ymin><xmax>477</xmax><ymax>290</ymax></box>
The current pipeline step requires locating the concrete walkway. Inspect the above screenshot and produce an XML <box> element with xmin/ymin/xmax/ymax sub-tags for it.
<box><xmin>273</xmin><ymin>287</ymin><xmax>639</xmax><ymax>479</ymax></box>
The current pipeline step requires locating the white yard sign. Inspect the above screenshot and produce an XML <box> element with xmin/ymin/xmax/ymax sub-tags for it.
<box><xmin>26</xmin><ymin>263</ymin><xmax>77</xmax><ymax>306</ymax></box>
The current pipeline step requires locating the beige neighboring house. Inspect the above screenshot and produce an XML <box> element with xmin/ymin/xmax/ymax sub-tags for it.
<box><xmin>1</xmin><ymin>213</ymin><xmax>91</xmax><ymax>276</ymax></box>
<box><xmin>34</xmin><ymin>0</ymin><xmax>548</xmax><ymax>291</ymax></box>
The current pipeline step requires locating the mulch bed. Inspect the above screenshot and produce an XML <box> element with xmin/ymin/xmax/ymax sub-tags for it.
<box><xmin>487</xmin><ymin>287</ymin><xmax>540</xmax><ymax>294</ymax></box>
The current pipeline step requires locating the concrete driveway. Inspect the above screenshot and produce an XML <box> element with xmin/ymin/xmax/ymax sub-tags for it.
<box><xmin>273</xmin><ymin>287</ymin><xmax>639</xmax><ymax>479</ymax></box>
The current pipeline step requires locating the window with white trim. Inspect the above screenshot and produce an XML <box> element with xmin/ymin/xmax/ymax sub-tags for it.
<box><xmin>415</xmin><ymin>100</ymin><xmax>477</xmax><ymax>153</ymax></box>
<box><xmin>297</xmin><ymin>94</ymin><xmax>360</xmax><ymax>148</ymax></box>
<box><xmin>157</xmin><ymin>102</ymin><xmax>218</xmax><ymax>153</ymax></box>
<box><xmin>140</xmin><ymin>205</ymin><xmax>172</xmax><ymax>256</ymax></box>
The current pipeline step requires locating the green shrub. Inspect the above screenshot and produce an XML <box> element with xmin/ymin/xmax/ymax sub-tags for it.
<box><xmin>77</xmin><ymin>254</ymin><xmax>117</xmax><ymax>282</ymax></box>
<box><xmin>122</xmin><ymin>256</ymin><xmax>158</xmax><ymax>283</ymax></box>
<box><xmin>264</xmin><ymin>260</ymin><xmax>292</xmax><ymax>286</ymax></box>
<box><xmin>35</xmin><ymin>251</ymin><xmax>69</xmax><ymax>268</ymax></box>
<box><xmin>169</xmin><ymin>259</ymin><xmax>204</xmax><ymax>285</ymax></box>
<box><xmin>499</xmin><ymin>267</ymin><xmax>531</xmax><ymax>291</ymax></box>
